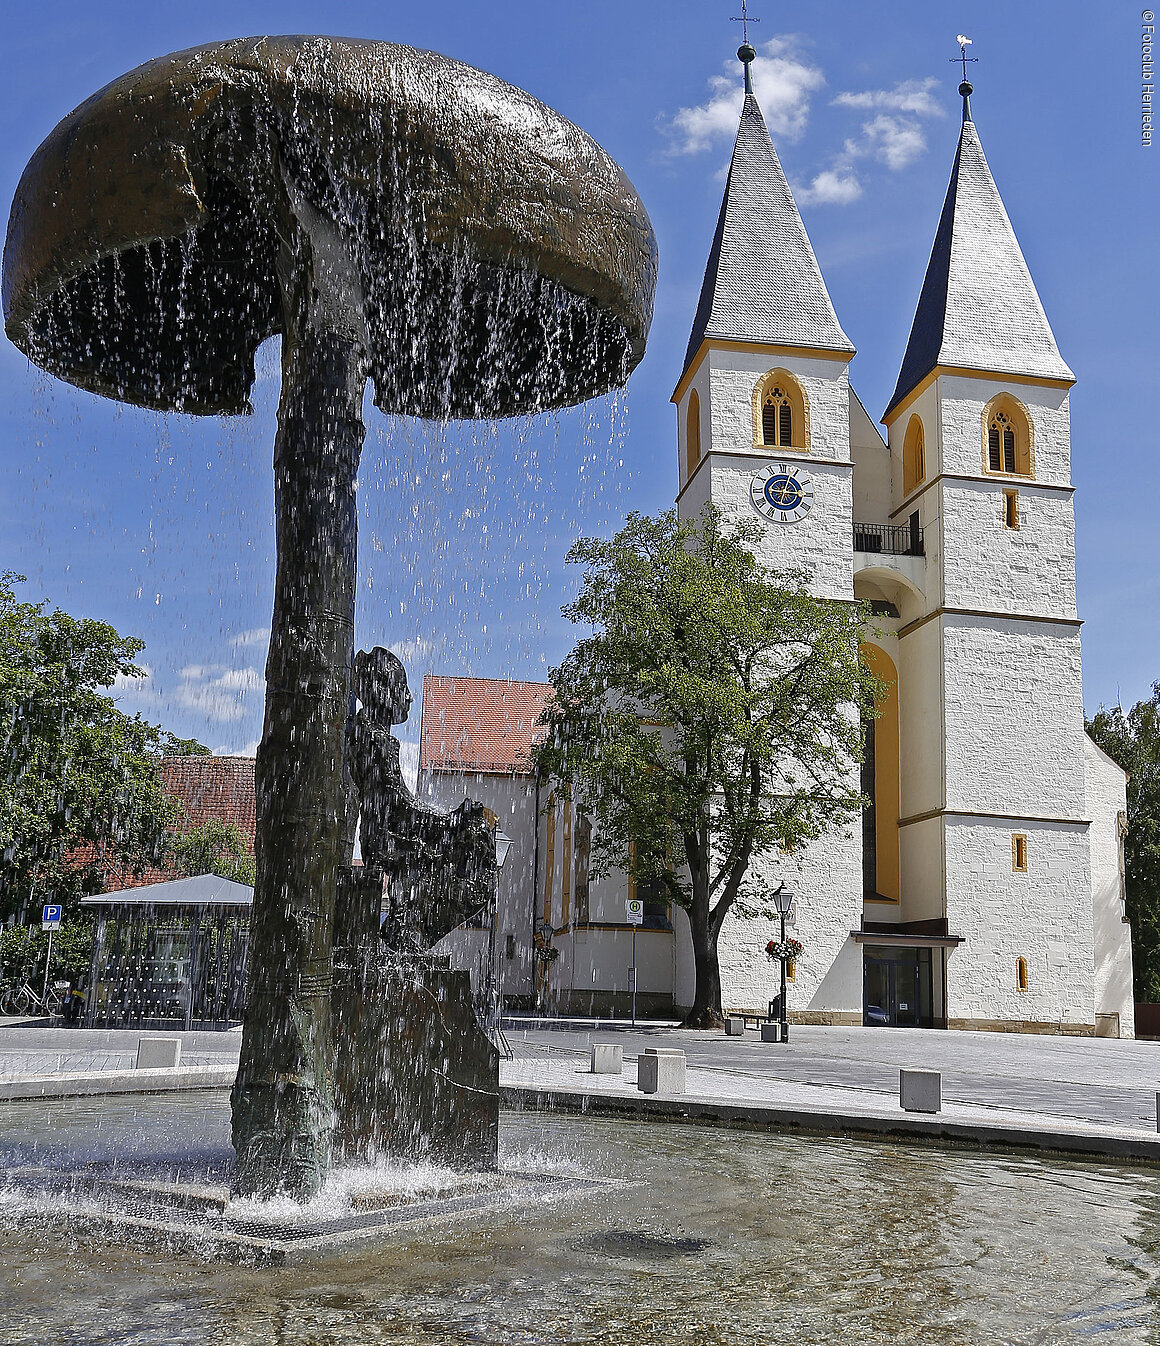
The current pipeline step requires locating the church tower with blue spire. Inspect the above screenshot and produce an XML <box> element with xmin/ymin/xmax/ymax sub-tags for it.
<box><xmin>673</xmin><ymin>51</ymin><xmax>1135</xmax><ymax>1035</ymax></box>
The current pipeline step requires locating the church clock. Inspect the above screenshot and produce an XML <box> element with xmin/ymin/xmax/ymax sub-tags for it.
<box><xmin>750</xmin><ymin>463</ymin><xmax>814</xmax><ymax>524</ymax></box>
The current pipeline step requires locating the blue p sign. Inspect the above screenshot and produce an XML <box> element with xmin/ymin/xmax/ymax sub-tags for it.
<box><xmin>42</xmin><ymin>905</ymin><xmax>62</xmax><ymax>928</ymax></box>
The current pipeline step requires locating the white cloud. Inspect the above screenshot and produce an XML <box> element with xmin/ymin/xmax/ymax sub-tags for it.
<box><xmin>388</xmin><ymin>636</ymin><xmax>441</xmax><ymax>668</ymax></box>
<box><xmin>832</xmin><ymin>78</ymin><xmax>944</xmax><ymax>119</ymax></box>
<box><xmin>665</xmin><ymin>37</ymin><xmax>825</xmax><ymax>153</ymax></box>
<box><xmin>798</xmin><ymin>113</ymin><xmax>927</xmax><ymax>207</ymax></box>
<box><xmin>215</xmin><ymin>738</ymin><xmax>262</xmax><ymax>757</ymax></box>
<box><xmin>230</xmin><ymin>628</ymin><xmax>269</xmax><ymax>649</ymax></box>
<box><xmin>174</xmin><ymin>663</ymin><xmax>264</xmax><ymax>723</ymax></box>
<box><xmin>854</xmin><ymin>115</ymin><xmax>928</xmax><ymax>171</ymax></box>
<box><xmin>798</xmin><ymin>168</ymin><xmax>863</xmax><ymax>206</ymax></box>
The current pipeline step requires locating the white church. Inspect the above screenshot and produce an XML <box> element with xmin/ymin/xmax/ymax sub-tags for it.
<box><xmin>422</xmin><ymin>60</ymin><xmax>1135</xmax><ymax>1037</ymax></box>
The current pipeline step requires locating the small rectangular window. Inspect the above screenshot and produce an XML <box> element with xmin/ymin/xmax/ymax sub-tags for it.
<box><xmin>1012</xmin><ymin>834</ymin><xmax>1028</xmax><ymax>872</ymax></box>
<box><xmin>1003</xmin><ymin>490</ymin><xmax>1019</xmax><ymax>530</ymax></box>
<box><xmin>786</xmin><ymin>959</ymin><xmax>796</xmax><ymax>983</ymax></box>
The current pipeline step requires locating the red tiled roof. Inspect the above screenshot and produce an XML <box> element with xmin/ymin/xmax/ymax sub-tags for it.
<box><xmin>94</xmin><ymin>755</ymin><xmax>256</xmax><ymax>892</ymax></box>
<box><xmin>419</xmin><ymin>677</ymin><xmax>551</xmax><ymax>775</ymax></box>
<box><xmin>161</xmin><ymin>755</ymin><xmax>256</xmax><ymax>843</ymax></box>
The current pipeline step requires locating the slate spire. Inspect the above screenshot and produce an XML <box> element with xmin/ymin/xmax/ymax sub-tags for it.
<box><xmin>681</xmin><ymin>67</ymin><xmax>854</xmax><ymax>380</ymax></box>
<box><xmin>885</xmin><ymin>91</ymin><xmax>1074</xmax><ymax>418</ymax></box>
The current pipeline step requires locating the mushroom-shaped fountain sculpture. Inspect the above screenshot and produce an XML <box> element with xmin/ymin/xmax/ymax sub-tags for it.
<box><xmin>3</xmin><ymin>36</ymin><xmax>657</xmax><ymax>1200</ymax></box>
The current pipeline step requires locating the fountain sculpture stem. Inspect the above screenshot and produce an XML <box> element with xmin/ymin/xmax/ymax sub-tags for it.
<box><xmin>231</xmin><ymin>197</ymin><xmax>369</xmax><ymax>1200</ymax></box>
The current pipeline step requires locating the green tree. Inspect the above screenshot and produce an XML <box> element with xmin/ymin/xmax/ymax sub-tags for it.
<box><xmin>1088</xmin><ymin>686</ymin><xmax>1160</xmax><ymax>1000</ymax></box>
<box><xmin>533</xmin><ymin>507</ymin><xmax>880</xmax><ymax>1027</ymax></box>
<box><xmin>168</xmin><ymin>818</ymin><xmax>256</xmax><ymax>887</ymax></box>
<box><xmin>0</xmin><ymin>572</ymin><xmax>205</xmax><ymax>921</ymax></box>
<box><xmin>0</xmin><ymin>920</ymin><xmax>95</xmax><ymax>986</ymax></box>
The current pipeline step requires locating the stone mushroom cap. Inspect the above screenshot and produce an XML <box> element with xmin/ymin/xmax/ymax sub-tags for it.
<box><xmin>3</xmin><ymin>36</ymin><xmax>657</xmax><ymax>418</ymax></box>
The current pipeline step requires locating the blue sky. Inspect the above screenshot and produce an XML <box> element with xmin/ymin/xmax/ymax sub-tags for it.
<box><xmin>1</xmin><ymin>1</ymin><xmax>1156</xmax><ymax>763</ymax></box>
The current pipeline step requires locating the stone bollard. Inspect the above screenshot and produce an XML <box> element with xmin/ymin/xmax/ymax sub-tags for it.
<box><xmin>136</xmin><ymin>1037</ymin><xmax>182</xmax><ymax>1070</ymax></box>
<box><xmin>724</xmin><ymin>1017</ymin><xmax>746</xmax><ymax>1037</ymax></box>
<box><xmin>636</xmin><ymin>1048</ymin><xmax>686</xmax><ymax>1095</ymax></box>
<box><xmin>900</xmin><ymin>1068</ymin><xmax>941</xmax><ymax>1114</ymax></box>
<box><xmin>760</xmin><ymin>1022</ymin><xmax>782</xmax><ymax>1043</ymax></box>
<box><xmin>591</xmin><ymin>1043</ymin><xmax>624</xmax><ymax>1075</ymax></box>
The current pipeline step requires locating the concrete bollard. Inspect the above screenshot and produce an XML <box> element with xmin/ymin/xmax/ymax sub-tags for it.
<box><xmin>724</xmin><ymin>1017</ymin><xmax>746</xmax><ymax>1037</ymax></box>
<box><xmin>590</xmin><ymin>1043</ymin><xmax>624</xmax><ymax>1075</ymax></box>
<box><xmin>760</xmin><ymin>1022</ymin><xmax>782</xmax><ymax>1043</ymax></box>
<box><xmin>136</xmin><ymin>1037</ymin><xmax>182</xmax><ymax>1070</ymax></box>
<box><xmin>900</xmin><ymin>1068</ymin><xmax>941</xmax><ymax>1114</ymax></box>
<box><xmin>636</xmin><ymin>1047</ymin><xmax>686</xmax><ymax>1095</ymax></box>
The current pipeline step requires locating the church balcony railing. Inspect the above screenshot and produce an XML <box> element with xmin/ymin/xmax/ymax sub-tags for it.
<box><xmin>854</xmin><ymin>514</ymin><xmax>924</xmax><ymax>557</ymax></box>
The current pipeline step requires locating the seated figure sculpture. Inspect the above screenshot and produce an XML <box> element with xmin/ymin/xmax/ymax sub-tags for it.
<box><xmin>331</xmin><ymin>647</ymin><xmax>500</xmax><ymax>1169</ymax></box>
<box><xmin>348</xmin><ymin>647</ymin><xmax>497</xmax><ymax>951</ymax></box>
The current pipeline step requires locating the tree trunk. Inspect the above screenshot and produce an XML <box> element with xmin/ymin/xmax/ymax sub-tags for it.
<box><xmin>682</xmin><ymin>870</ymin><xmax>724</xmax><ymax>1029</ymax></box>
<box><xmin>230</xmin><ymin>196</ymin><xmax>368</xmax><ymax>1200</ymax></box>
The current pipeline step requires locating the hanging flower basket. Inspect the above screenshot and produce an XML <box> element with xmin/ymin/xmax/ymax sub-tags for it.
<box><xmin>765</xmin><ymin>938</ymin><xmax>803</xmax><ymax>964</ymax></box>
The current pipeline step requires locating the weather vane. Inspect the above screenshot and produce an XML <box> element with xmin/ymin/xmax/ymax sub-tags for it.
<box><xmin>731</xmin><ymin>1</ymin><xmax>760</xmax><ymax>47</ymax></box>
<box><xmin>952</xmin><ymin>35</ymin><xmax>978</xmax><ymax>84</ymax></box>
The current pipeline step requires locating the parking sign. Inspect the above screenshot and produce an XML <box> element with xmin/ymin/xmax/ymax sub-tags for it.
<box><xmin>42</xmin><ymin>905</ymin><xmax>62</xmax><ymax>931</ymax></box>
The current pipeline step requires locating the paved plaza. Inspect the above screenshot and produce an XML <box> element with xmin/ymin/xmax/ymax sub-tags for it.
<box><xmin>4</xmin><ymin>1017</ymin><xmax>1160</xmax><ymax>1160</ymax></box>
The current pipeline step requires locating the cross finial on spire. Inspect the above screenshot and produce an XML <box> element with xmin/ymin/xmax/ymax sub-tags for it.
<box><xmin>731</xmin><ymin>0</ymin><xmax>760</xmax><ymax>45</ymax></box>
<box><xmin>731</xmin><ymin>2</ymin><xmax>760</xmax><ymax>94</ymax></box>
<box><xmin>951</xmin><ymin>35</ymin><xmax>979</xmax><ymax>121</ymax></box>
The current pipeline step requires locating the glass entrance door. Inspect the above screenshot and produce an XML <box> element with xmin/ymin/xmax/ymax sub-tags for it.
<box><xmin>863</xmin><ymin>945</ymin><xmax>933</xmax><ymax>1027</ymax></box>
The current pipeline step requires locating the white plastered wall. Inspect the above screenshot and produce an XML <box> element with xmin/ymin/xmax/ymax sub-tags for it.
<box><xmin>937</xmin><ymin>375</ymin><xmax>1072</xmax><ymax>484</ymax></box>
<box><xmin>944</xmin><ymin>818</ymin><xmax>1094</xmax><ymax>1028</ymax></box>
<box><xmin>1086</xmin><ymin>734</ymin><xmax>1135</xmax><ymax>1037</ymax></box>
<box><xmin>850</xmin><ymin>389</ymin><xmax>891</xmax><ymax>522</ymax></box>
<box><xmin>941</xmin><ymin>618</ymin><xmax>1086</xmax><ymax>819</ymax></box>
<box><xmin>716</xmin><ymin>816</ymin><xmax>863</xmax><ymax>1021</ymax></box>
<box><xmin>419</xmin><ymin>769</ymin><xmax>539</xmax><ymax>999</ymax></box>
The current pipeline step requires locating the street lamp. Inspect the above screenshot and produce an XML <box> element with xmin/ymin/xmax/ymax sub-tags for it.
<box><xmin>772</xmin><ymin>883</ymin><xmax>795</xmax><ymax>1044</ymax></box>
<box><xmin>483</xmin><ymin>828</ymin><xmax>513</xmax><ymax>1057</ymax></box>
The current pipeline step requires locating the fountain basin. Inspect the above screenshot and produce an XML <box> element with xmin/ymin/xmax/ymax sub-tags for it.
<box><xmin>2</xmin><ymin>1092</ymin><xmax>1159</xmax><ymax>1342</ymax></box>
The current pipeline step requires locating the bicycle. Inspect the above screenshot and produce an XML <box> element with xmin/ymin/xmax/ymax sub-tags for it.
<box><xmin>0</xmin><ymin>978</ymin><xmax>69</xmax><ymax>1017</ymax></box>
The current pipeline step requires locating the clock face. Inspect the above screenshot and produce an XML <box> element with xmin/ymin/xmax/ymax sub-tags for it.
<box><xmin>751</xmin><ymin>463</ymin><xmax>814</xmax><ymax>524</ymax></box>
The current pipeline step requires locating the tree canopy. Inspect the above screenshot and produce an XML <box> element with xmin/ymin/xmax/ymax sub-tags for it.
<box><xmin>168</xmin><ymin>818</ymin><xmax>256</xmax><ymax>887</ymax></box>
<box><xmin>1088</xmin><ymin>686</ymin><xmax>1160</xmax><ymax>1000</ymax></box>
<box><xmin>0</xmin><ymin>572</ymin><xmax>206</xmax><ymax>920</ymax></box>
<box><xmin>533</xmin><ymin>508</ymin><xmax>880</xmax><ymax>1026</ymax></box>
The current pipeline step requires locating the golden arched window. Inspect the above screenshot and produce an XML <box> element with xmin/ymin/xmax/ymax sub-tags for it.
<box><xmin>903</xmin><ymin>415</ymin><xmax>926</xmax><ymax>496</ymax></box>
<box><xmin>752</xmin><ymin>370</ymin><xmax>807</xmax><ymax>450</ymax></box>
<box><xmin>1016</xmin><ymin>956</ymin><xmax>1030</xmax><ymax>993</ymax></box>
<box><xmin>983</xmin><ymin>396</ymin><xmax>1033</xmax><ymax>476</ymax></box>
<box><xmin>686</xmin><ymin>389</ymin><xmax>701</xmax><ymax>478</ymax></box>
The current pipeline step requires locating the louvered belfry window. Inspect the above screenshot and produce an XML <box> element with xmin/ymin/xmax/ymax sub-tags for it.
<box><xmin>988</xmin><ymin>412</ymin><xmax>1017</xmax><ymax>473</ymax></box>
<box><xmin>762</xmin><ymin>388</ymin><xmax>793</xmax><ymax>447</ymax></box>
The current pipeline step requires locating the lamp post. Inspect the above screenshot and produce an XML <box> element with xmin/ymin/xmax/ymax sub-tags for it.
<box><xmin>772</xmin><ymin>883</ymin><xmax>795</xmax><ymax>1044</ymax></box>
<box><xmin>484</xmin><ymin>828</ymin><xmax>513</xmax><ymax>1056</ymax></box>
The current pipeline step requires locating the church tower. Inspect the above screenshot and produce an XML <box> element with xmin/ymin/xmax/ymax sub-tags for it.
<box><xmin>665</xmin><ymin>43</ymin><xmax>1130</xmax><ymax>1034</ymax></box>
<box><xmin>673</xmin><ymin>42</ymin><xmax>866</xmax><ymax>1017</ymax></box>
<box><xmin>882</xmin><ymin>76</ymin><xmax>1095</xmax><ymax>1030</ymax></box>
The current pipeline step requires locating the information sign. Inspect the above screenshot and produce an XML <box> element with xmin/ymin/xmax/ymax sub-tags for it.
<box><xmin>625</xmin><ymin>898</ymin><xmax>644</xmax><ymax>926</ymax></box>
<box><xmin>42</xmin><ymin>905</ymin><xmax>62</xmax><ymax>931</ymax></box>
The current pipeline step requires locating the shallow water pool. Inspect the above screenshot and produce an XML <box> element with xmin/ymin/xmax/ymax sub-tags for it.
<box><xmin>1</xmin><ymin>1093</ymin><xmax>1158</xmax><ymax>1344</ymax></box>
